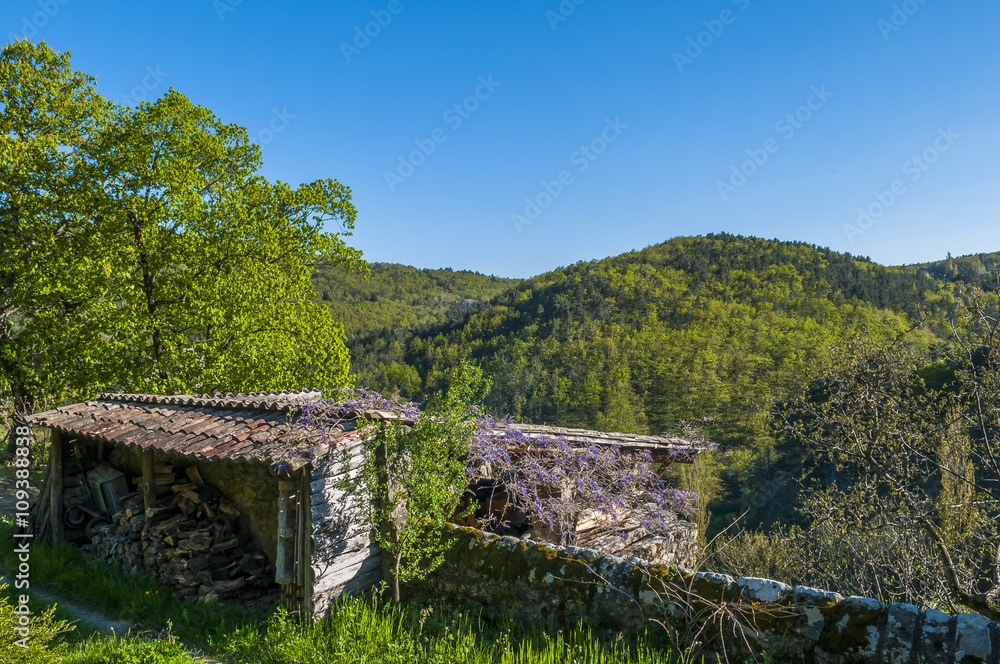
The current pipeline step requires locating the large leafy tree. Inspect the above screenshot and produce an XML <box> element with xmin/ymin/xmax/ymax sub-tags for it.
<box><xmin>1</xmin><ymin>41</ymin><xmax>364</xmax><ymax>442</ymax></box>
<box><xmin>85</xmin><ymin>89</ymin><xmax>362</xmax><ymax>393</ymax></box>
<box><xmin>1</xmin><ymin>40</ymin><xmax>111</xmax><ymax>449</ymax></box>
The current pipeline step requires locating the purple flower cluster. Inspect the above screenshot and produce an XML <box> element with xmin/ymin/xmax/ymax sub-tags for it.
<box><xmin>298</xmin><ymin>387</ymin><xmax>422</xmax><ymax>444</ymax></box>
<box><xmin>469</xmin><ymin>415</ymin><xmax>697</xmax><ymax>545</ymax></box>
<box><xmin>295</xmin><ymin>389</ymin><xmax>700</xmax><ymax>546</ymax></box>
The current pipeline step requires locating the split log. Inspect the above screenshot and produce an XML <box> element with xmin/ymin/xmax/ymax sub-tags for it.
<box><xmin>185</xmin><ymin>467</ymin><xmax>204</xmax><ymax>486</ymax></box>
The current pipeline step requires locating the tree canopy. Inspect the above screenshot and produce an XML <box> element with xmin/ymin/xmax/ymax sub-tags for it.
<box><xmin>1</xmin><ymin>41</ymin><xmax>363</xmax><ymax>440</ymax></box>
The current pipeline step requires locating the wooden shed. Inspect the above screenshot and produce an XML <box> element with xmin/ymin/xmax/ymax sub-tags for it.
<box><xmin>27</xmin><ymin>389</ymin><xmax>384</xmax><ymax>615</ymax></box>
<box><xmin>27</xmin><ymin>389</ymin><xmax>711</xmax><ymax>616</ymax></box>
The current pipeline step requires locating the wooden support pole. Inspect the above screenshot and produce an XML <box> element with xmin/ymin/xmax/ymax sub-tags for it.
<box><xmin>302</xmin><ymin>469</ymin><xmax>314</xmax><ymax>617</ymax></box>
<box><xmin>276</xmin><ymin>479</ymin><xmax>294</xmax><ymax>586</ymax></box>
<box><xmin>49</xmin><ymin>430</ymin><xmax>64</xmax><ymax>542</ymax></box>
<box><xmin>141</xmin><ymin>448</ymin><xmax>156</xmax><ymax>512</ymax></box>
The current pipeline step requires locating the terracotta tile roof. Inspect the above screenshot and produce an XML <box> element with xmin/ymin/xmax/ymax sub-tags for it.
<box><xmin>27</xmin><ymin>390</ymin><xmax>346</xmax><ymax>474</ymax></box>
<box><xmin>28</xmin><ymin>390</ymin><xmax>711</xmax><ymax>474</ymax></box>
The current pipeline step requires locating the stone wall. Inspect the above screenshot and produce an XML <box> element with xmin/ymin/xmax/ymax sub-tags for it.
<box><xmin>413</xmin><ymin>526</ymin><xmax>1000</xmax><ymax>663</ymax></box>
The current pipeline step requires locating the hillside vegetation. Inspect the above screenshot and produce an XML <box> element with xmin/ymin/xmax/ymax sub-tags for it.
<box><xmin>313</xmin><ymin>263</ymin><xmax>519</xmax><ymax>339</ymax></box>
<box><xmin>339</xmin><ymin>234</ymin><xmax>975</xmax><ymax>528</ymax></box>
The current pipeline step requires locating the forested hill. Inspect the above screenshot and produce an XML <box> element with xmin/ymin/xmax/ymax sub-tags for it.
<box><xmin>346</xmin><ymin>234</ymin><xmax>962</xmax><ymax>447</ymax></box>
<box><xmin>312</xmin><ymin>263</ymin><xmax>519</xmax><ymax>339</ymax></box>
<box><xmin>904</xmin><ymin>251</ymin><xmax>1000</xmax><ymax>284</ymax></box>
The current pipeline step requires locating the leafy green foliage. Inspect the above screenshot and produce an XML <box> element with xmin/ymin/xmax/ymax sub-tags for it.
<box><xmin>766</xmin><ymin>287</ymin><xmax>1000</xmax><ymax>617</ymax></box>
<box><xmin>1</xmin><ymin>41</ymin><xmax>364</xmax><ymax>413</ymax></box>
<box><xmin>63</xmin><ymin>634</ymin><xmax>197</xmax><ymax>664</ymax></box>
<box><xmin>0</xmin><ymin>40</ymin><xmax>114</xmax><ymax>425</ymax></box>
<box><xmin>0</xmin><ymin>583</ymin><xmax>71</xmax><ymax>664</ymax></box>
<box><xmin>342</xmin><ymin>362</ymin><xmax>490</xmax><ymax>602</ymax></box>
<box><xmin>313</xmin><ymin>262</ymin><xmax>519</xmax><ymax>340</ymax></box>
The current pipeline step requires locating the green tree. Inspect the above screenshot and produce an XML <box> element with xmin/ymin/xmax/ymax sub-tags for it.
<box><xmin>1</xmin><ymin>41</ymin><xmax>364</xmax><ymax>420</ymax></box>
<box><xmin>1</xmin><ymin>40</ymin><xmax>112</xmax><ymax>452</ymax></box>
<box><xmin>780</xmin><ymin>289</ymin><xmax>1000</xmax><ymax>618</ymax></box>
<box><xmin>351</xmin><ymin>361</ymin><xmax>489</xmax><ymax>603</ymax></box>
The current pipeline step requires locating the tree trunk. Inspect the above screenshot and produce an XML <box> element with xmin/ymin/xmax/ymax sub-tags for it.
<box><xmin>4</xmin><ymin>387</ymin><xmax>35</xmax><ymax>459</ymax></box>
<box><xmin>394</xmin><ymin>550</ymin><xmax>402</xmax><ymax>604</ymax></box>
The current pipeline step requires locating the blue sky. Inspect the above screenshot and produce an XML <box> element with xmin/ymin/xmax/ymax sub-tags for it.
<box><xmin>4</xmin><ymin>1</ymin><xmax>999</xmax><ymax>278</ymax></box>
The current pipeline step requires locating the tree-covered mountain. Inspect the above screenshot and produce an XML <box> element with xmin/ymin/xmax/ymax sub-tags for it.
<box><xmin>337</xmin><ymin>234</ymin><xmax>982</xmax><ymax>529</ymax></box>
<box><xmin>312</xmin><ymin>263</ymin><xmax>520</xmax><ymax>339</ymax></box>
<box><xmin>904</xmin><ymin>251</ymin><xmax>1000</xmax><ymax>284</ymax></box>
<box><xmin>349</xmin><ymin>234</ymin><xmax>957</xmax><ymax>435</ymax></box>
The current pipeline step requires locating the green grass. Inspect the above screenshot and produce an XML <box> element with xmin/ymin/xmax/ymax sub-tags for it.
<box><xmin>1</xmin><ymin>515</ymin><xmax>681</xmax><ymax>662</ymax></box>
<box><xmin>216</xmin><ymin>596</ymin><xmax>673</xmax><ymax>664</ymax></box>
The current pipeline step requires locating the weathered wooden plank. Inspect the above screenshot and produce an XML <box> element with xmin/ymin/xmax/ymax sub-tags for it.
<box><xmin>310</xmin><ymin>489</ymin><xmax>366</xmax><ymax>521</ymax></box>
<box><xmin>309</xmin><ymin>467</ymin><xmax>365</xmax><ymax>496</ymax></box>
<box><xmin>312</xmin><ymin>533</ymin><xmax>374</xmax><ymax>564</ymax></box>
<box><xmin>313</xmin><ymin>457</ymin><xmax>366</xmax><ymax>483</ymax></box>
<box><xmin>311</xmin><ymin>554</ymin><xmax>382</xmax><ymax>596</ymax></box>
<box><xmin>312</xmin><ymin>563</ymin><xmax>383</xmax><ymax>617</ymax></box>
<box><xmin>312</xmin><ymin>544</ymin><xmax>380</xmax><ymax>583</ymax></box>
<box><xmin>275</xmin><ymin>479</ymin><xmax>293</xmax><ymax>585</ymax></box>
<box><xmin>311</xmin><ymin>439</ymin><xmax>367</xmax><ymax>480</ymax></box>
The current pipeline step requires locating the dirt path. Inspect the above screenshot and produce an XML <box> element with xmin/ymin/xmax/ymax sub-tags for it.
<box><xmin>0</xmin><ymin>572</ymin><xmax>134</xmax><ymax>636</ymax></box>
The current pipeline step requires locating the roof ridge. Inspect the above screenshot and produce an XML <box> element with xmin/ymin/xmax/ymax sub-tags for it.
<box><xmin>94</xmin><ymin>389</ymin><xmax>323</xmax><ymax>413</ymax></box>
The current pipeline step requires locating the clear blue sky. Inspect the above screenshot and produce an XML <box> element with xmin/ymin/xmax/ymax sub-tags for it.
<box><xmin>5</xmin><ymin>1</ymin><xmax>999</xmax><ymax>278</ymax></box>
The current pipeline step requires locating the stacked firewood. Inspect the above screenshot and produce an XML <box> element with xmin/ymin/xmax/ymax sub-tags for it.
<box><xmin>82</xmin><ymin>465</ymin><xmax>274</xmax><ymax>604</ymax></box>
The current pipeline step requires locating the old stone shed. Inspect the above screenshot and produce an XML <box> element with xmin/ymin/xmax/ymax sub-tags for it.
<box><xmin>27</xmin><ymin>389</ymin><xmax>709</xmax><ymax>616</ymax></box>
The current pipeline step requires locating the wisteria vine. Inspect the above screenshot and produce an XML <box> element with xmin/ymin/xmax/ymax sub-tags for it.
<box><xmin>297</xmin><ymin>389</ymin><xmax>700</xmax><ymax>545</ymax></box>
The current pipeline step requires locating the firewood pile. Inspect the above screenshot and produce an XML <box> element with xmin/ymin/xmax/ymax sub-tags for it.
<box><xmin>81</xmin><ymin>464</ymin><xmax>276</xmax><ymax>604</ymax></box>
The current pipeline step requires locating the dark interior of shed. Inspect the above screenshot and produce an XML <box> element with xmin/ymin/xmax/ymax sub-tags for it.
<box><xmin>31</xmin><ymin>431</ymin><xmax>279</xmax><ymax>607</ymax></box>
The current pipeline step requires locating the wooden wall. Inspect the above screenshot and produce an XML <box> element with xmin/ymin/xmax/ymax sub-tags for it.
<box><xmin>308</xmin><ymin>435</ymin><xmax>382</xmax><ymax>617</ymax></box>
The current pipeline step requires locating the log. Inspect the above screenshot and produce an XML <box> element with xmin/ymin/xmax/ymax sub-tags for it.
<box><xmin>211</xmin><ymin>537</ymin><xmax>238</xmax><ymax>554</ymax></box>
<box><xmin>185</xmin><ymin>466</ymin><xmax>204</xmax><ymax>486</ymax></box>
<box><xmin>144</xmin><ymin>506</ymin><xmax>177</xmax><ymax>522</ymax></box>
<box><xmin>178</xmin><ymin>488</ymin><xmax>201</xmax><ymax>504</ymax></box>
<box><xmin>198</xmin><ymin>578</ymin><xmax>243</xmax><ymax>595</ymax></box>
<box><xmin>218</xmin><ymin>498</ymin><xmax>240</xmax><ymax>517</ymax></box>
<box><xmin>141</xmin><ymin>449</ymin><xmax>156</xmax><ymax>512</ymax></box>
<box><xmin>154</xmin><ymin>473</ymin><xmax>176</xmax><ymax>486</ymax></box>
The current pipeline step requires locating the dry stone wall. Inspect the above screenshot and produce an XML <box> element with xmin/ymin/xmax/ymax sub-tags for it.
<box><xmin>413</xmin><ymin>526</ymin><xmax>1000</xmax><ymax>663</ymax></box>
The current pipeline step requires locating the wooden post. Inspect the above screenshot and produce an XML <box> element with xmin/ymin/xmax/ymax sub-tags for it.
<box><xmin>141</xmin><ymin>448</ymin><xmax>155</xmax><ymax>512</ymax></box>
<box><xmin>49</xmin><ymin>430</ymin><xmax>64</xmax><ymax>542</ymax></box>
<box><xmin>301</xmin><ymin>469</ymin><xmax>314</xmax><ymax>617</ymax></box>
<box><xmin>276</xmin><ymin>479</ymin><xmax>294</xmax><ymax>586</ymax></box>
